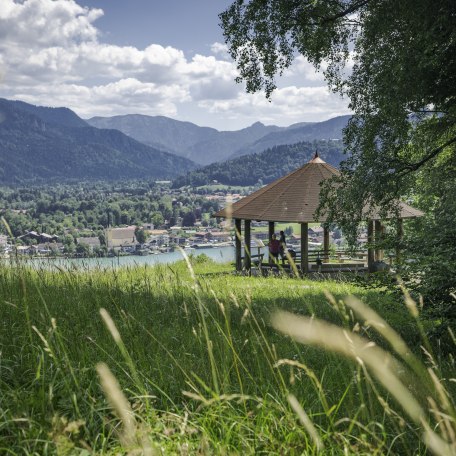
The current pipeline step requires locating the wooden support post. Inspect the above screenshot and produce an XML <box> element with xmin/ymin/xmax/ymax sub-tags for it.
<box><xmin>323</xmin><ymin>225</ymin><xmax>330</xmax><ymax>262</ymax></box>
<box><xmin>244</xmin><ymin>219</ymin><xmax>251</xmax><ymax>273</ymax></box>
<box><xmin>301</xmin><ymin>222</ymin><xmax>309</xmax><ymax>274</ymax></box>
<box><xmin>268</xmin><ymin>221</ymin><xmax>275</xmax><ymax>265</ymax></box>
<box><xmin>367</xmin><ymin>220</ymin><xmax>375</xmax><ymax>272</ymax></box>
<box><xmin>396</xmin><ymin>218</ymin><xmax>403</xmax><ymax>264</ymax></box>
<box><xmin>234</xmin><ymin>218</ymin><xmax>242</xmax><ymax>271</ymax></box>
<box><xmin>268</xmin><ymin>221</ymin><xmax>275</xmax><ymax>242</ymax></box>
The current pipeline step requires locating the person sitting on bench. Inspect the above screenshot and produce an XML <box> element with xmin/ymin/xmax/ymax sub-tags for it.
<box><xmin>269</xmin><ymin>234</ymin><xmax>281</xmax><ymax>264</ymax></box>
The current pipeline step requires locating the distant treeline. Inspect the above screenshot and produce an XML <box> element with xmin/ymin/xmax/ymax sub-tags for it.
<box><xmin>172</xmin><ymin>140</ymin><xmax>345</xmax><ymax>188</ymax></box>
<box><xmin>0</xmin><ymin>181</ymin><xmax>220</xmax><ymax>239</ymax></box>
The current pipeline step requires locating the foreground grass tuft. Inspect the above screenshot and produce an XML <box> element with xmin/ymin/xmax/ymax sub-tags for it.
<box><xmin>0</xmin><ymin>258</ymin><xmax>454</xmax><ymax>454</ymax></box>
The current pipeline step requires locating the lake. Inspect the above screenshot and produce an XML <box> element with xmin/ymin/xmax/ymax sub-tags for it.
<box><xmin>4</xmin><ymin>246</ymin><xmax>238</xmax><ymax>270</ymax></box>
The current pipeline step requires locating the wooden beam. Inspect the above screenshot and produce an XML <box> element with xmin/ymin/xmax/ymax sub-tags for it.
<box><xmin>396</xmin><ymin>218</ymin><xmax>403</xmax><ymax>264</ymax></box>
<box><xmin>301</xmin><ymin>222</ymin><xmax>309</xmax><ymax>274</ymax></box>
<box><xmin>244</xmin><ymin>219</ymin><xmax>251</xmax><ymax>273</ymax></box>
<box><xmin>268</xmin><ymin>221</ymin><xmax>275</xmax><ymax>243</ymax></box>
<box><xmin>268</xmin><ymin>221</ymin><xmax>275</xmax><ymax>265</ymax></box>
<box><xmin>367</xmin><ymin>220</ymin><xmax>375</xmax><ymax>272</ymax></box>
<box><xmin>234</xmin><ymin>218</ymin><xmax>242</xmax><ymax>271</ymax></box>
<box><xmin>323</xmin><ymin>225</ymin><xmax>330</xmax><ymax>262</ymax></box>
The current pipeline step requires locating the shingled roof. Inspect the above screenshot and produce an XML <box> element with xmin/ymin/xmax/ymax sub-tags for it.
<box><xmin>215</xmin><ymin>153</ymin><xmax>423</xmax><ymax>223</ymax></box>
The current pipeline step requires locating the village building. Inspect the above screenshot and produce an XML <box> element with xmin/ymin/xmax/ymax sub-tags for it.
<box><xmin>18</xmin><ymin>231</ymin><xmax>59</xmax><ymax>243</ymax></box>
<box><xmin>169</xmin><ymin>234</ymin><xmax>187</xmax><ymax>246</ymax></box>
<box><xmin>106</xmin><ymin>226</ymin><xmax>137</xmax><ymax>251</ymax></box>
<box><xmin>147</xmin><ymin>229</ymin><xmax>169</xmax><ymax>247</ymax></box>
<box><xmin>207</xmin><ymin>231</ymin><xmax>231</xmax><ymax>242</ymax></box>
<box><xmin>31</xmin><ymin>242</ymin><xmax>63</xmax><ymax>255</ymax></box>
<box><xmin>308</xmin><ymin>226</ymin><xmax>324</xmax><ymax>239</ymax></box>
<box><xmin>15</xmin><ymin>245</ymin><xmax>31</xmax><ymax>255</ymax></box>
<box><xmin>193</xmin><ymin>232</ymin><xmax>209</xmax><ymax>241</ymax></box>
<box><xmin>169</xmin><ymin>226</ymin><xmax>182</xmax><ymax>234</ymax></box>
<box><xmin>143</xmin><ymin>223</ymin><xmax>155</xmax><ymax>230</ymax></box>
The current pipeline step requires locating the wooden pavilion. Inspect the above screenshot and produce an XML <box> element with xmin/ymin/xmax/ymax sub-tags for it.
<box><xmin>215</xmin><ymin>153</ymin><xmax>423</xmax><ymax>274</ymax></box>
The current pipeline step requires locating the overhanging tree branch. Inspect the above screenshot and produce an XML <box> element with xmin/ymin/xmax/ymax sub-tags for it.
<box><xmin>320</xmin><ymin>0</ymin><xmax>371</xmax><ymax>24</ymax></box>
<box><xmin>397</xmin><ymin>135</ymin><xmax>456</xmax><ymax>177</ymax></box>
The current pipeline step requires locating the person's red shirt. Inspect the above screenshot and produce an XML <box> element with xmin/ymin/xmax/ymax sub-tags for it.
<box><xmin>269</xmin><ymin>239</ymin><xmax>280</xmax><ymax>254</ymax></box>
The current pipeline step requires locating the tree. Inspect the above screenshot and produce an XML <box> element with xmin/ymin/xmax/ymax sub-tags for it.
<box><xmin>63</xmin><ymin>234</ymin><xmax>75</xmax><ymax>255</ymax></box>
<box><xmin>182</xmin><ymin>211</ymin><xmax>196</xmax><ymax>227</ymax></box>
<box><xmin>76</xmin><ymin>242</ymin><xmax>91</xmax><ymax>257</ymax></box>
<box><xmin>284</xmin><ymin>225</ymin><xmax>293</xmax><ymax>236</ymax></box>
<box><xmin>403</xmin><ymin>150</ymin><xmax>456</xmax><ymax>329</ymax></box>
<box><xmin>151</xmin><ymin>212</ymin><xmax>164</xmax><ymax>228</ymax></box>
<box><xmin>220</xmin><ymin>0</ymin><xmax>456</xmax><ymax>318</ymax></box>
<box><xmin>221</xmin><ymin>0</ymin><xmax>455</xmax><ymax>200</ymax></box>
<box><xmin>49</xmin><ymin>243</ymin><xmax>60</xmax><ymax>257</ymax></box>
<box><xmin>135</xmin><ymin>227</ymin><xmax>147</xmax><ymax>245</ymax></box>
<box><xmin>98</xmin><ymin>231</ymin><xmax>106</xmax><ymax>247</ymax></box>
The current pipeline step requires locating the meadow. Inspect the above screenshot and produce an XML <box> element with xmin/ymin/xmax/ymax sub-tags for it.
<box><xmin>0</xmin><ymin>255</ymin><xmax>454</xmax><ymax>455</ymax></box>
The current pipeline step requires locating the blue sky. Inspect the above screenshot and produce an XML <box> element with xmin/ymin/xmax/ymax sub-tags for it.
<box><xmin>80</xmin><ymin>0</ymin><xmax>232</xmax><ymax>54</ymax></box>
<box><xmin>0</xmin><ymin>0</ymin><xmax>350</xmax><ymax>130</ymax></box>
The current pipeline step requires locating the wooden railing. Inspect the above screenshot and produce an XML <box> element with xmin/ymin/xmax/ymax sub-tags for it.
<box><xmin>290</xmin><ymin>249</ymin><xmax>367</xmax><ymax>263</ymax></box>
<box><xmin>237</xmin><ymin>248</ymin><xmax>372</xmax><ymax>274</ymax></box>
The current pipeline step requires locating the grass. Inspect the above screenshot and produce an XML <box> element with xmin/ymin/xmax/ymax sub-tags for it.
<box><xmin>0</xmin><ymin>256</ymin><xmax>454</xmax><ymax>454</ymax></box>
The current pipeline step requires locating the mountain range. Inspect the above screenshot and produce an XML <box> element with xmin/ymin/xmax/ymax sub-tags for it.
<box><xmin>0</xmin><ymin>99</ymin><xmax>196</xmax><ymax>184</ymax></box>
<box><xmin>87</xmin><ymin>114</ymin><xmax>350</xmax><ymax>165</ymax></box>
<box><xmin>0</xmin><ymin>97</ymin><xmax>350</xmax><ymax>184</ymax></box>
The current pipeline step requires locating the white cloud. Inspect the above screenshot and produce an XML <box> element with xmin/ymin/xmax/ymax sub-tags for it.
<box><xmin>0</xmin><ymin>0</ymin><xmax>350</xmax><ymax>128</ymax></box>
<box><xmin>11</xmin><ymin>78</ymin><xmax>189</xmax><ymax>118</ymax></box>
<box><xmin>283</xmin><ymin>55</ymin><xmax>326</xmax><ymax>83</ymax></box>
<box><xmin>0</xmin><ymin>0</ymin><xmax>102</xmax><ymax>46</ymax></box>
<box><xmin>210</xmin><ymin>42</ymin><xmax>231</xmax><ymax>60</ymax></box>
<box><xmin>199</xmin><ymin>86</ymin><xmax>350</xmax><ymax>125</ymax></box>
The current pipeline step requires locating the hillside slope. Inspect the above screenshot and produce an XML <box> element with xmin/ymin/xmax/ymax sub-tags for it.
<box><xmin>173</xmin><ymin>139</ymin><xmax>345</xmax><ymax>188</ymax></box>
<box><xmin>230</xmin><ymin>115</ymin><xmax>350</xmax><ymax>158</ymax></box>
<box><xmin>87</xmin><ymin>114</ymin><xmax>282</xmax><ymax>165</ymax></box>
<box><xmin>0</xmin><ymin>99</ymin><xmax>197</xmax><ymax>183</ymax></box>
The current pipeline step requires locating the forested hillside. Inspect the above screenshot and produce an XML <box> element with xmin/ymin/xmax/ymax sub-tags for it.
<box><xmin>0</xmin><ymin>99</ymin><xmax>196</xmax><ymax>183</ymax></box>
<box><xmin>230</xmin><ymin>115</ymin><xmax>350</xmax><ymax>158</ymax></box>
<box><xmin>0</xmin><ymin>181</ymin><xmax>220</xmax><ymax>239</ymax></box>
<box><xmin>173</xmin><ymin>140</ymin><xmax>344</xmax><ymax>187</ymax></box>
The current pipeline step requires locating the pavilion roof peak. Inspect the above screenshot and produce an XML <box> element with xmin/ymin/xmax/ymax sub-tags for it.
<box><xmin>308</xmin><ymin>151</ymin><xmax>325</xmax><ymax>164</ymax></box>
<box><xmin>215</xmin><ymin>153</ymin><xmax>423</xmax><ymax>223</ymax></box>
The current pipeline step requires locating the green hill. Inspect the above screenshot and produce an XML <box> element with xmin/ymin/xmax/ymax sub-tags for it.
<box><xmin>172</xmin><ymin>139</ymin><xmax>345</xmax><ymax>188</ymax></box>
<box><xmin>0</xmin><ymin>99</ymin><xmax>197</xmax><ymax>184</ymax></box>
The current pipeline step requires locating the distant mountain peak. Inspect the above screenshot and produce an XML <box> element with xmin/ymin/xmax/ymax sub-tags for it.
<box><xmin>1</xmin><ymin>98</ymin><xmax>89</xmax><ymax>129</ymax></box>
<box><xmin>251</xmin><ymin>121</ymin><xmax>265</xmax><ymax>128</ymax></box>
